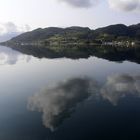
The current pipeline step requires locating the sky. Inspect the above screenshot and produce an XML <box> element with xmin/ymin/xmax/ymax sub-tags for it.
<box><xmin>0</xmin><ymin>0</ymin><xmax>139</xmax><ymax>38</ymax></box>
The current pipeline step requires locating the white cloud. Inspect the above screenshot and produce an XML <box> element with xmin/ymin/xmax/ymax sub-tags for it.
<box><xmin>0</xmin><ymin>22</ymin><xmax>30</xmax><ymax>35</ymax></box>
<box><xmin>108</xmin><ymin>0</ymin><xmax>140</xmax><ymax>11</ymax></box>
<box><xmin>0</xmin><ymin>22</ymin><xmax>31</xmax><ymax>42</ymax></box>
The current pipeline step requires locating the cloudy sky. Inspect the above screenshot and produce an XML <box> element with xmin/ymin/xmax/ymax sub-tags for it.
<box><xmin>0</xmin><ymin>0</ymin><xmax>140</xmax><ymax>31</ymax></box>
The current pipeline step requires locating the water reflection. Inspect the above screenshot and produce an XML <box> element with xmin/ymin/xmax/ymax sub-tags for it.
<box><xmin>28</xmin><ymin>77</ymin><xmax>99</xmax><ymax>131</ymax></box>
<box><xmin>28</xmin><ymin>74</ymin><xmax>140</xmax><ymax>131</ymax></box>
<box><xmin>101</xmin><ymin>74</ymin><xmax>140</xmax><ymax>105</ymax></box>
<box><xmin>6</xmin><ymin>45</ymin><xmax>140</xmax><ymax>64</ymax></box>
<box><xmin>0</xmin><ymin>46</ymin><xmax>31</xmax><ymax>65</ymax></box>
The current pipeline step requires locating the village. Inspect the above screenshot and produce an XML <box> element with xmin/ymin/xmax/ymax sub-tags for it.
<box><xmin>17</xmin><ymin>39</ymin><xmax>140</xmax><ymax>48</ymax></box>
<box><xmin>101</xmin><ymin>40</ymin><xmax>140</xmax><ymax>47</ymax></box>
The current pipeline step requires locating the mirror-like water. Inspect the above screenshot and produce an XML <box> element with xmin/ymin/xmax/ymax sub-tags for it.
<box><xmin>0</xmin><ymin>45</ymin><xmax>140</xmax><ymax>140</ymax></box>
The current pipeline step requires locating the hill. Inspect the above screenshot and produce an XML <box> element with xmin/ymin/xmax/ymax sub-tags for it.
<box><xmin>2</xmin><ymin>23</ymin><xmax>140</xmax><ymax>46</ymax></box>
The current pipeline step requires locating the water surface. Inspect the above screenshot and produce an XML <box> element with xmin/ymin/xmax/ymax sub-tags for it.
<box><xmin>0</xmin><ymin>45</ymin><xmax>140</xmax><ymax>140</ymax></box>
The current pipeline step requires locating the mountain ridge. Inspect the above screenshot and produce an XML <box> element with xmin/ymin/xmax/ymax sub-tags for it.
<box><xmin>2</xmin><ymin>23</ymin><xmax>140</xmax><ymax>46</ymax></box>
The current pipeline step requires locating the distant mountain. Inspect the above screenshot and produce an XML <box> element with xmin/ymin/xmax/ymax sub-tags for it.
<box><xmin>0</xmin><ymin>32</ymin><xmax>21</xmax><ymax>42</ymax></box>
<box><xmin>2</xmin><ymin>23</ymin><xmax>140</xmax><ymax>46</ymax></box>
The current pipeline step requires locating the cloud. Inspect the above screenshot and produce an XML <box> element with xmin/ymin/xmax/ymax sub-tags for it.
<box><xmin>108</xmin><ymin>0</ymin><xmax>140</xmax><ymax>11</ymax></box>
<box><xmin>58</xmin><ymin>0</ymin><xmax>100</xmax><ymax>8</ymax></box>
<box><xmin>0</xmin><ymin>22</ymin><xmax>31</xmax><ymax>42</ymax></box>
<box><xmin>101</xmin><ymin>74</ymin><xmax>140</xmax><ymax>105</ymax></box>
<box><xmin>28</xmin><ymin>77</ymin><xmax>99</xmax><ymax>131</ymax></box>
<box><xmin>57</xmin><ymin>0</ymin><xmax>140</xmax><ymax>11</ymax></box>
<box><xmin>0</xmin><ymin>22</ymin><xmax>18</xmax><ymax>34</ymax></box>
<box><xmin>0</xmin><ymin>22</ymin><xmax>31</xmax><ymax>35</ymax></box>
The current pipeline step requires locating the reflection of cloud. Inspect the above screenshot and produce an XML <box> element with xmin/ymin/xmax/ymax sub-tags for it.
<box><xmin>28</xmin><ymin>74</ymin><xmax>140</xmax><ymax>130</ymax></box>
<box><xmin>101</xmin><ymin>74</ymin><xmax>140</xmax><ymax>105</ymax></box>
<box><xmin>0</xmin><ymin>46</ymin><xmax>31</xmax><ymax>65</ymax></box>
<box><xmin>28</xmin><ymin>77</ymin><xmax>99</xmax><ymax>131</ymax></box>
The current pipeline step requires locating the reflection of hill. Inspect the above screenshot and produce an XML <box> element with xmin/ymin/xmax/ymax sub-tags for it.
<box><xmin>9</xmin><ymin>45</ymin><xmax>140</xmax><ymax>63</ymax></box>
<box><xmin>10</xmin><ymin>45</ymin><xmax>91</xmax><ymax>59</ymax></box>
<box><xmin>93</xmin><ymin>46</ymin><xmax>140</xmax><ymax>64</ymax></box>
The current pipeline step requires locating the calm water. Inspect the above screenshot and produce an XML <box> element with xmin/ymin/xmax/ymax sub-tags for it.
<box><xmin>0</xmin><ymin>45</ymin><xmax>140</xmax><ymax>140</ymax></box>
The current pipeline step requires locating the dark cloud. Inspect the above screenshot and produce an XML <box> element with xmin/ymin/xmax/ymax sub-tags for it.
<box><xmin>59</xmin><ymin>0</ymin><xmax>100</xmax><ymax>8</ymax></box>
<box><xmin>108</xmin><ymin>0</ymin><xmax>140</xmax><ymax>11</ymax></box>
<box><xmin>101</xmin><ymin>74</ymin><xmax>140</xmax><ymax>105</ymax></box>
<box><xmin>58</xmin><ymin>0</ymin><xmax>140</xmax><ymax>11</ymax></box>
<box><xmin>28</xmin><ymin>77</ymin><xmax>99</xmax><ymax>131</ymax></box>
